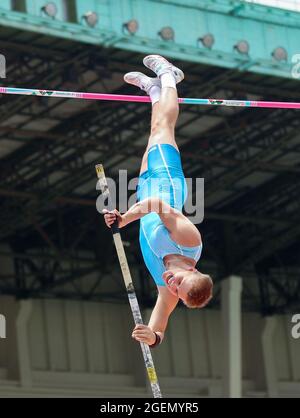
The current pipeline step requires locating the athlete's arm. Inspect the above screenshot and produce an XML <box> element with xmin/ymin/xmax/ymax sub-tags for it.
<box><xmin>103</xmin><ymin>197</ymin><xmax>201</xmax><ymax>247</ymax></box>
<box><xmin>132</xmin><ymin>286</ymin><xmax>178</xmax><ymax>345</ymax></box>
<box><xmin>158</xmin><ymin>203</ymin><xmax>202</xmax><ymax>247</ymax></box>
<box><xmin>103</xmin><ymin>198</ymin><xmax>163</xmax><ymax>228</ymax></box>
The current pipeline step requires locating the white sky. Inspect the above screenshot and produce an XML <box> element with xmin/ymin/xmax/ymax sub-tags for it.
<box><xmin>246</xmin><ymin>0</ymin><xmax>300</xmax><ymax>11</ymax></box>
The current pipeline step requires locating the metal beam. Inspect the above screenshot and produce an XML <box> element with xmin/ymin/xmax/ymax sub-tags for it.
<box><xmin>0</xmin><ymin>0</ymin><xmax>297</xmax><ymax>78</ymax></box>
<box><xmin>0</xmin><ymin>187</ymin><xmax>293</xmax><ymax>228</ymax></box>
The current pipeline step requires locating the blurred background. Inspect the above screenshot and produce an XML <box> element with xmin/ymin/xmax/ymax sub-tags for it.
<box><xmin>0</xmin><ymin>0</ymin><xmax>299</xmax><ymax>398</ymax></box>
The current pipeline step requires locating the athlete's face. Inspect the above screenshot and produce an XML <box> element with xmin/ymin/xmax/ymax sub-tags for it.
<box><xmin>162</xmin><ymin>269</ymin><xmax>197</xmax><ymax>303</ymax></box>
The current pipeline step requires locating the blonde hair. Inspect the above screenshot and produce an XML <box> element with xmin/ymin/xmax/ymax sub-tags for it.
<box><xmin>184</xmin><ymin>272</ymin><xmax>213</xmax><ymax>309</ymax></box>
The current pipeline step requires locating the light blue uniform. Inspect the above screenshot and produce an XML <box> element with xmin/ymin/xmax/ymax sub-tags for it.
<box><xmin>137</xmin><ymin>144</ymin><xmax>202</xmax><ymax>287</ymax></box>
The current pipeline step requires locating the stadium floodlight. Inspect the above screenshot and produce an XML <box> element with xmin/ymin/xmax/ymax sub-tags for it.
<box><xmin>123</xmin><ymin>19</ymin><xmax>139</xmax><ymax>34</ymax></box>
<box><xmin>41</xmin><ymin>2</ymin><xmax>58</xmax><ymax>18</ymax></box>
<box><xmin>234</xmin><ymin>40</ymin><xmax>250</xmax><ymax>55</ymax></box>
<box><xmin>83</xmin><ymin>11</ymin><xmax>98</xmax><ymax>28</ymax></box>
<box><xmin>272</xmin><ymin>47</ymin><xmax>288</xmax><ymax>62</ymax></box>
<box><xmin>158</xmin><ymin>27</ymin><xmax>175</xmax><ymax>41</ymax></box>
<box><xmin>198</xmin><ymin>34</ymin><xmax>215</xmax><ymax>49</ymax></box>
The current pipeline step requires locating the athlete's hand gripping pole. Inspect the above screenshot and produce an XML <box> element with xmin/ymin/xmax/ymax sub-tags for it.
<box><xmin>95</xmin><ymin>164</ymin><xmax>162</xmax><ymax>399</ymax></box>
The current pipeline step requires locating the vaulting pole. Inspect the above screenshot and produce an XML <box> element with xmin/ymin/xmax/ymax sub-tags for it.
<box><xmin>95</xmin><ymin>164</ymin><xmax>162</xmax><ymax>399</ymax></box>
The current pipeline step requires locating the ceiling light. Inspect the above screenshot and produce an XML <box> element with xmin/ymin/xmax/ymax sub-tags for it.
<box><xmin>123</xmin><ymin>19</ymin><xmax>139</xmax><ymax>35</ymax></box>
<box><xmin>83</xmin><ymin>11</ymin><xmax>98</xmax><ymax>28</ymax></box>
<box><xmin>234</xmin><ymin>40</ymin><xmax>250</xmax><ymax>55</ymax></box>
<box><xmin>158</xmin><ymin>26</ymin><xmax>175</xmax><ymax>41</ymax></box>
<box><xmin>198</xmin><ymin>34</ymin><xmax>215</xmax><ymax>49</ymax></box>
<box><xmin>272</xmin><ymin>47</ymin><xmax>288</xmax><ymax>62</ymax></box>
<box><xmin>41</xmin><ymin>2</ymin><xmax>57</xmax><ymax>18</ymax></box>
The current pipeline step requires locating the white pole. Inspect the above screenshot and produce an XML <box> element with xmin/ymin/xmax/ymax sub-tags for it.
<box><xmin>221</xmin><ymin>275</ymin><xmax>243</xmax><ymax>398</ymax></box>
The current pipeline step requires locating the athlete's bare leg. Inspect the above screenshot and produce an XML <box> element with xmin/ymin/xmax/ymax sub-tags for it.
<box><xmin>140</xmin><ymin>88</ymin><xmax>179</xmax><ymax>174</ymax></box>
<box><xmin>148</xmin><ymin>87</ymin><xmax>179</xmax><ymax>149</ymax></box>
<box><xmin>124</xmin><ymin>56</ymin><xmax>183</xmax><ymax>175</ymax></box>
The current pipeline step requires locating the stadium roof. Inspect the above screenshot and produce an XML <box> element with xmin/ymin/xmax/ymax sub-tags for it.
<box><xmin>0</xmin><ymin>25</ymin><xmax>299</xmax><ymax>314</ymax></box>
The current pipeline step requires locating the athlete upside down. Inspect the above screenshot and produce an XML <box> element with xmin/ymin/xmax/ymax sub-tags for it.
<box><xmin>104</xmin><ymin>55</ymin><xmax>213</xmax><ymax>348</ymax></box>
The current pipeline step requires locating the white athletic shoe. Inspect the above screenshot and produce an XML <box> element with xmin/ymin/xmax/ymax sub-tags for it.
<box><xmin>124</xmin><ymin>71</ymin><xmax>161</xmax><ymax>94</ymax></box>
<box><xmin>143</xmin><ymin>55</ymin><xmax>184</xmax><ymax>84</ymax></box>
